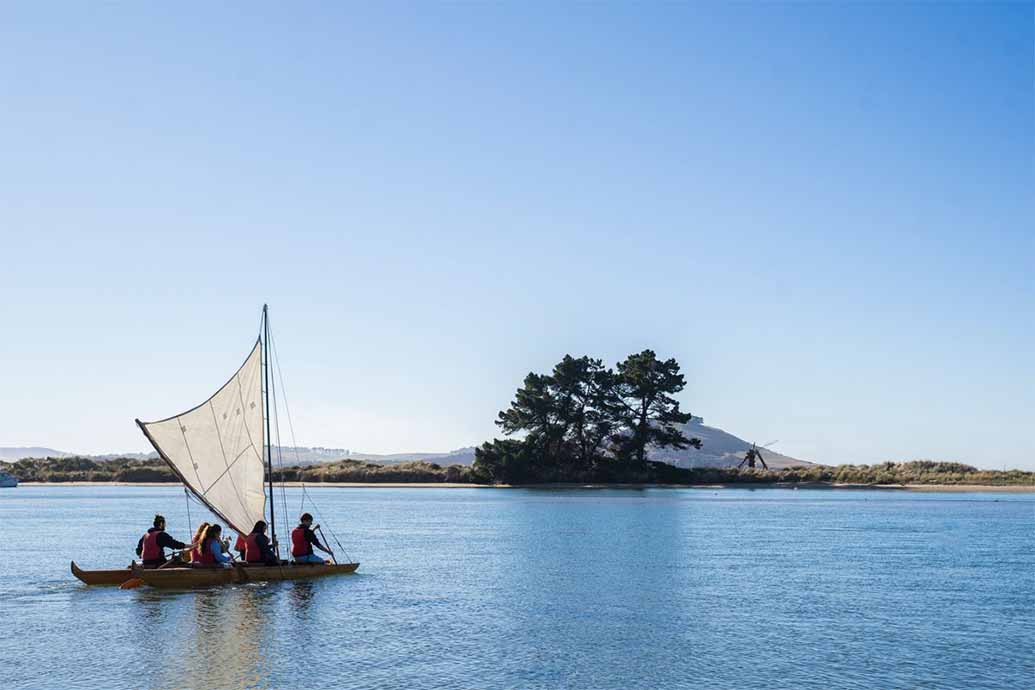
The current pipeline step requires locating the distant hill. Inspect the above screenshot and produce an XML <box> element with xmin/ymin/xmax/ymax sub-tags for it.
<box><xmin>0</xmin><ymin>447</ymin><xmax>73</xmax><ymax>461</ymax></box>
<box><xmin>0</xmin><ymin>447</ymin><xmax>157</xmax><ymax>462</ymax></box>
<box><xmin>0</xmin><ymin>444</ymin><xmax>479</xmax><ymax>466</ymax></box>
<box><xmin>0</xmin><ymin>420</ymin><xmax>810</xmax><ymax>469</ymax></box>
<box><xmin>266</xmin><ymin>446</ymin><xmax>479</xmax><ymax>466</ymax></box>
<box><xmin>649</xmin><ymin>418</ymin><xmax>813</xmax><ymax>469</ymax></box>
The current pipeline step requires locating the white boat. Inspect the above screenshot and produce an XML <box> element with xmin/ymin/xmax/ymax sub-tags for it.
<box><xmin>0</xmin><ymin>472</ymin><xmax>18</xmax><ymax>488</ymax></box>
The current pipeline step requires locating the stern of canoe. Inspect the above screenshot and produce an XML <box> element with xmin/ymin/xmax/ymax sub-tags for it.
<box><xmin>71</xmin><ymin>561</ymin><xmax>135</xmax><ymax>586</ymax></box>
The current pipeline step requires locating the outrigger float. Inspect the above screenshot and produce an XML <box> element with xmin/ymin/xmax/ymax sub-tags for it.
<box><xmin>72</xmin><ymin>305</ymin><xmax>358</xmax><ymax>588</ymax></box>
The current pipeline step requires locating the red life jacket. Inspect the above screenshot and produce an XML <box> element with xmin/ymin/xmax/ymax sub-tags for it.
<box><xmin>141</xmin><ymin>529</ymin><xmax>163</xmax><ymax>561</ymax></box>
<box><xmin>196</xmin><ymin>537</ymin><xmax>217</xmax><ymax>565</ymax></box>
<box><xmin>245</xmin><ymin>533</ymin><xmax>264</xmax><ymax>563</ymax></box>
<box><xmin>234</xmin><ymin>534</ymin><xmax>247</xmax><ymax>553</ymax></box>
<box><xmin>189</xmin><ymin>546</ymin><xmax>202</xmax><ymax>563</ymax></box>
<box><xmin>291</xmin><ymin>526</ymin><xmax>311</xmax><ymax>557</ymax></box>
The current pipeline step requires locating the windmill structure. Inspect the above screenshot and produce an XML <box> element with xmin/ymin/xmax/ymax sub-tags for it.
<box><xmin>737</xmin><ymin>441</ymin><xmax>777</xmax><ymax>470</ymax></box>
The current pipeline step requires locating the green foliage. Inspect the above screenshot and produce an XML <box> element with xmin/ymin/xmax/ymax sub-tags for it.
<box><xmin>477</xmin><ymin>349</ymin><xmax>701</xmax><ymax>481</ymax></box>
<box><xmin>273</xmin><ymin>459</ymin><xmax>475</xmax><ymax>483</ymax></box>
<box><xmin>473</xmin><ymin>439</ymin><xmax>536</xmax><ymax>484</ymax></box>
<box><xmin>7</xmin><ymin>456</ymin><xmax>176</xmax><ymax>482</ymax></box>
<box><xmin>9</xmin><ymin>455</ymin><xmax>478</xmax><ymax>484</ymax></box>
<box><xmin>7</xmin><ymin>455</ymin><xmax>1033</xmax><ymax>487</ymax></box>
<box><xmin>474</xmin><ymin>349</ymin><xmax>1035</xmax><ymax>487</ymax></box>
<box><xmin>769</xmin><ymin>461</ymin><xmax>1033</xmax><ymax>486</ymax></box>
<box><xmin>613</xmin><ymin>350</ymin><xmax>698</xmax><ymax>464</ymax></box>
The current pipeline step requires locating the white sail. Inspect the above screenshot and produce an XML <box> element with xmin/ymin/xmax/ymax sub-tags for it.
<box><xmin>137</xmin><ymin>340</ymin><xmax>267</xmax><ymax>535</ymax></box>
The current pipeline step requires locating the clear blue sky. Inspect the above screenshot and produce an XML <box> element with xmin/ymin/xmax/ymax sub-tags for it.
<box><xmin>1</xmin><ymin>3</ymin><xmax>1031</xmax><ymax>468</ymax></box>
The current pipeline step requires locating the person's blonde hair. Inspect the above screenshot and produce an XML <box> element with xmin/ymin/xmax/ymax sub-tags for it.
<box><xmin>200</xmin><ymin>523</ymin><xmax>223</xmax><ymax>552</ymax></box>
<box><xmin>191</xmin><ymin>522</ymin><xmax>210</xmax><ymax>549</ymax></box>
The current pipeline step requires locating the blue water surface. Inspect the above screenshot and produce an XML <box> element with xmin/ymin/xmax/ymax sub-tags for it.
<box><xmin>0</xmin><ymin>486</ymin><xmax>1032</xmax><ymax>690</ymax></box>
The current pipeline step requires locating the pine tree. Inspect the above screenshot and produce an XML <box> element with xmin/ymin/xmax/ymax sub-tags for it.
<box><xmin>614</xmin><ymin>349</ymin><xmax>699</xmax><ymax>465</ymax></box>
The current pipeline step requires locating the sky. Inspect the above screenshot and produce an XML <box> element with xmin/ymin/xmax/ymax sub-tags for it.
<box><xmin>0</xmin><ymin>3</ymin><xmax>1031</xmax><ymax>469</ymax></box>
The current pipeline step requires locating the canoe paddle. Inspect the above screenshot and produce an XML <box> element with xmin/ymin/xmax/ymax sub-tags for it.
<box><xmin>120</xmin><ymin>577</ymin><xmax>145</xmax><ymax>589</ymax></box>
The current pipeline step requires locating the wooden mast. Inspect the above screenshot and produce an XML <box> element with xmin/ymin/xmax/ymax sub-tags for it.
<box><xmin>262</xmin><ymin>304</ymin><xmax>278</xmax><ymax>556</ymax></box>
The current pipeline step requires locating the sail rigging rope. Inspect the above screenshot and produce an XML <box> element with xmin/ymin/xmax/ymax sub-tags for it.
<box><xmin>270</xmin><ymin>362</ymin><xmax>291</xmax><ymax>548</ymax></box>
<box><xmin>184</xmin><ymin>488</ymin><xmax>192</xmax><ymax>537</ymax></box>
<box><xmin>265</xmin><ymin>311</ymin><xmax>293</xmax><ymax>548</ymax></box>
<box><xmin>267</xmin><ymin>322</ymin><xmax>353</xmax><ymax>563</ymax></box>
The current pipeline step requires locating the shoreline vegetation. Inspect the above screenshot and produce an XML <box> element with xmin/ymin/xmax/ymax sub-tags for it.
<box><xmin>16</xmin><ymin>482</ymin><xmax>1035</xmax><ymax>493</ymax></box>
<box><xmin>8</xmin><ymin>351</ymin><xmax>1033</xmax><ymax>490</ymax></box>
<box><xmin>6</xmin><ymin>456</ymin><xmax>1034</xmax><ymax>489</ymax></box>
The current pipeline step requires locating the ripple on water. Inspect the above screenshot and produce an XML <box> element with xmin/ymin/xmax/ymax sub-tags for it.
<box><xmin>0</xmin><ymin>486</ymin><xmax>1032</xmax><ymax>690</ymax></box>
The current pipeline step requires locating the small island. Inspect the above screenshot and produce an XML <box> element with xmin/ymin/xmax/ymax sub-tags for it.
<box><xmin>6</xmin><ymin>350</ymin><xmax>1033</xmax><ymax>490</ymax></box>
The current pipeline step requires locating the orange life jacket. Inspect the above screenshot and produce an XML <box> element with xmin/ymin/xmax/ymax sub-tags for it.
<box><xmin>291</xmin><ymin>526</ymin><xmax>311</xmax><ymax>557</ymax></box>
<box><xmin>245</xmin><ymin>533</ymin><xmax>264</xmax><ymax>563</ymax></box>
<box><xmin>141</xmin><ymin>529</ymin><xmax>162</xmax><ymax>561</ymax></box>
<box><xmin>234</xmin><ymin>534</ymin><xmax>247</xmax><ymax>553</ymax></box>
<box><xmin>196</xmin><ymin>537</ymin><xmax>217</xmax><ymax>565</ymax></box>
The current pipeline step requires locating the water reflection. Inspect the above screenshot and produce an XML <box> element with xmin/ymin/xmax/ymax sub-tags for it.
<box><xmin>137</xmin><ymin>586</ymin><xmax>274</xmax><ymax>690</ymax></box>
<box><xmin>288</xmin><ymin>580</ymin><xmax>316</xmax><ymax>617</ymax></box>
<box><xmin>6</xmin><ymin>487</ymin><xmax>1034</xmax><ymax>690</ymax></box>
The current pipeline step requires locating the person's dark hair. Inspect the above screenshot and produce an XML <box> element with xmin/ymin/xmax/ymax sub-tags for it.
<box><xmin>251</xmin><ymin>520</ymin><xmax>267</xmax><ymax>534</ymax></box>
<box><xmin>300</xmin><ymin>512</ymin><xmax>313</xmax><ymax>523</ymax></box>
<box><xmin>153</xmin><ymin>514</ymin><xmax>165</xmax><ymax>528</ymax></box>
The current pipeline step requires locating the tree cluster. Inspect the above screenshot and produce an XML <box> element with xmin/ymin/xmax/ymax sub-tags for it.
<box><xmin>474</xmin><ymin>350</ymin><xmax>701</xmax><ymax>483</ymax></box>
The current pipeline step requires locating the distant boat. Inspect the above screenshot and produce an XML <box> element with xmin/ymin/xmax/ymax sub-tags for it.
<box><xmin>72</xmin><ymin>305</ymin><xmax>358</xmax><ymax>588</ymax></box>
<box><xmin>0</xmin><ymin>472</ymin><xmax>17</xmax><ymax>488</ymax></box>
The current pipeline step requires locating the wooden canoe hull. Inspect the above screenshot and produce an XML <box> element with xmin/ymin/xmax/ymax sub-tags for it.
<box><xmin>71</xmin><ymin>560</ymin><xmax>135</xmax><ymax>586</ymax></box>
<box><xmin>131</xmin><ymin>562</ymin><xmax>360</xmax><ymax>588</ymax></box>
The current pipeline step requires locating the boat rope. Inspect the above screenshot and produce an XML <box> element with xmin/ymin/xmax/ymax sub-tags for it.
<box><xmin>266</xmin><ymin>317</ymin><xmax>294</xmax><ymax>548</ymax></box>
<box><xmin>184</xmin><ymin>487</ymin><xmax>192</xmax><ymax>535</ymax></box>
<box><xmin>270</xmin><ymin>364</ymin><xmax>291</xmax><ymax>551</ymax></box>
<box><xmin>264</xmin><ymin>310</ymin><xmax>354</xmax><ymax>564</ymax></box>
<box><xmin>268</xmin><ymin>323</ymin><xmax>353</xmax><ymax>563</ymax></box>
<box><xmin>300</xmin><ymin>488</ymin><xmax>353</xmax><ymax>563</ymax></box>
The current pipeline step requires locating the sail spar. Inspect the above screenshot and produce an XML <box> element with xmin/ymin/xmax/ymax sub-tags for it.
<box><xmin>136</xmin><ymin>339</ymin><xmax>267</xmax><ymax>535</ymax></box>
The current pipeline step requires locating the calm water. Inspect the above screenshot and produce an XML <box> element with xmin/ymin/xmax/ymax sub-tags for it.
<box><xmin>1</xmin><ymin>486</ymin><xmax>1032</xmax><ymax>690</ymax></box>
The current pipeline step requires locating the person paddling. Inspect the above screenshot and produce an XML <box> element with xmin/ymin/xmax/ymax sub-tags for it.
<box><xmin>244</xmin><ymin>520</ymin><xmax>278</xmax><ymax>565</ymax></box>
<box><xmin>194</xmin><ymin>523</ymin><xmax>232</xmax><ymax>567</ymax></box>
<box><xmin>136</xmin><ymin>514</ymin><xmax>189</xmax><ymax>568</ymax></box>
<box><xmin>234</xmin><ymin>532</ymin><xmax>247</xmax><ymax>561</ymax></box>
<box><xmin>291</xmin><ymin>513</ymin><xmax>334</xmax><ymax>564</ymax></box>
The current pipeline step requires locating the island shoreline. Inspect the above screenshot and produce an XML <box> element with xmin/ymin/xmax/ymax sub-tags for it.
<box><xmin>16</xmin><ymin>481</ymin><xmax>1035</xmax><ymax>492</ymax></box>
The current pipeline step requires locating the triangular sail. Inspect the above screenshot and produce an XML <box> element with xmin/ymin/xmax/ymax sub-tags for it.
<box><xmin>136</xmin><ymin>340</ymin><xmax>267</xmax><ymax>535</ymax></box>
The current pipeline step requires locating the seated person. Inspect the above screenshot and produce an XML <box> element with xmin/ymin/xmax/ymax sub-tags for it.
<box><xmin>194</xmin><ymin>523</ymin><xmax>232</xmax><ymax>567</ymax></box>
<box><xmin>244</xmin><ymin>520</ymin><xmax>279</xmax><ymax>565</ymax></box>
<box><xmin>135</xmin><ymin>514</ymin><xmax>189</xmax><ymax>568</ymax></box>
<box><xmin>290</xmin><ymin>513</ymin><xmax>334</xmax><ymax>564</ymax></box>
<box><xmin>187</xmin><ymin>522</ymin><xmax>210</xmax><ymax>563</ymax></box>
<box><xmin>234</xmin><ymin>532</ymin><xmax>247</xmax><ymax>560</ymax></box>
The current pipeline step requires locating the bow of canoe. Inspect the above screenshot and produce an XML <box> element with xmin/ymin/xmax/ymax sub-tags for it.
<box><xmin>71</xmin><ymin>561</ymin><xmax>135</xmax><ymax>586</ymax></box>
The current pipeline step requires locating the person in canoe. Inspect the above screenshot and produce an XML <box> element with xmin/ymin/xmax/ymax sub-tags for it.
<box><xmin>194</xmin><ymin>523</ymin><xmax>233</xmax><ymax>567</ymax></box>
<box><xmin>136</xmin><ymin>514</ymin><xmax>190</xmax><ymax>568</ymax></box>
<box><xmin>244</xmin><ymin>520</ymin><xmax>279</xmax><ymax>565</ymax></box>
<box><xmin>187</xmin><ymin>521</ymin><xmax>210</xmax><ymax>563</ymax></box>
<box><xmin>234</xmin><ymin>532</ymin><xmax>247</xmax><ymax>560</ymax></box>
<box><xmin>291</xmin><ymin>513</ymin><xmax>334</xmax><ymax>564</ymax></box>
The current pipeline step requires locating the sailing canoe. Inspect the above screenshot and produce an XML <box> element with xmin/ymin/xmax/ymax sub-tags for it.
<box><xmin>71</xmin><ymin>561</ymin><xmax>135</xmax><ymax>586</ymax></box>
<box><xmin>70</xmin><ymin>307</ymin><xmax>359</xmax><ymax>588</ymax></box>
<box><xmin>130</xmin><ymin>562</ymin><xmax>359</xmax><ymax>588</ymax></box>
